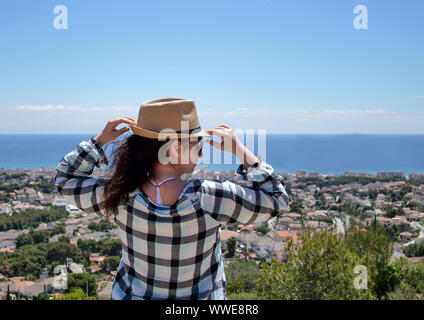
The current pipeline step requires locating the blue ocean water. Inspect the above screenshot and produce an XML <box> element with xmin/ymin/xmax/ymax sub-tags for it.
<box><xmin>0</xmin><ymin>133</ymin><xmax>423</xmax><ymax>175</ymax></box>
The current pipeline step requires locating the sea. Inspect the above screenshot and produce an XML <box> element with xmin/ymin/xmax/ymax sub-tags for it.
<box><xmin>0</xmin><ymin>133</ymin><xmax>423</xmax><ymax>175</ymax></box>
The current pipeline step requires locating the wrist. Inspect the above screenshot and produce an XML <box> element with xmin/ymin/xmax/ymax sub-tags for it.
<box><xmin>93</xmin><ymin>136</ymin><xmax>106</xmax><ymax>148</ymax></box>
<box><xmin>236</xmin><ymin>145</ymin><xmax>259</xmax><ymax>168</ymax></box>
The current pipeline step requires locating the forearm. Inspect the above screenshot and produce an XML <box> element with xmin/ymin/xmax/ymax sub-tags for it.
<box><xmin>55</xmin><ymin>137</ymin><xmax>109</xmax><ymax>178</ymax></box>
<box><xmin>200</xmin><ymin>173</ymin><xmax>290</xmax><ymax>225</ymax></box>
<box><xmin>54</xmin><ymin>137</ymin><xmax>110</xmax><ymax>216</ymax></box>
<box><xmin>235</xmin><ymin>144</ymin><xmax>259</xmax><ymax>168</ymax></box>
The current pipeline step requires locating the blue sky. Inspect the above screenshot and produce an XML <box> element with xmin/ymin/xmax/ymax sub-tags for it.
<box><xmin>0</xmin><ymin>0</ymin><xmax>423</xmax><ymax>133</ymax></box>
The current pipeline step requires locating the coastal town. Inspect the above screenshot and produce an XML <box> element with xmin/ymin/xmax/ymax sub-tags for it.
<box><xmin>0</xmin><ymin>166</ymin><xmax>424</xmax><ymax>300</ymax></box>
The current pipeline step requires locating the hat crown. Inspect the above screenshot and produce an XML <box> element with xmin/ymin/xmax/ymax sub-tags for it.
<box><xmin>136</xmin><ymin>97</ymin><xmax>201</xmax><ymax>134</ymax></box>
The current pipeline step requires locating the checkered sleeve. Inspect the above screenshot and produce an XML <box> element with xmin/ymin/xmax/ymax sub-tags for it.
<box><xmin>54</xmin><ymin>137</ymin><xmax>110</xmax><ymax>216</ymax></box>
<box><xmin>199</xmin><ymin>159</ymin><xmax>290</xmax><ymax>225</ymax></box>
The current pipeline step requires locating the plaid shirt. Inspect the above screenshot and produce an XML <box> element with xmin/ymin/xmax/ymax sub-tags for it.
<box><xmin>54</xmin><ymin>136</ymin><xmax>290</xmax><ymax>300</ymax></box>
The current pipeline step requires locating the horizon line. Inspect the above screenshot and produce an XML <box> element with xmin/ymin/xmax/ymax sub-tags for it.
<box><xmin>1</xmin><ymin>166</ymin><xmax>423</xmax><ymax>176</ymax></box>
<box><xmin>2</xmin><ymin>132</ymin><xmax>424</xmax><ymax>135</ymax></box>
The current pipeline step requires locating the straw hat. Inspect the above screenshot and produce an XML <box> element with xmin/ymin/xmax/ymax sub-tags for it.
<box><xmin>129</xmin><ymin>97</ymin><xmax>210</xmax><ymax>139</ymax></box>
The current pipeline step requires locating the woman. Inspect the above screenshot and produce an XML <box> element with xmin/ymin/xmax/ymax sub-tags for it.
<box><xmin>55</xmin><ymin>97</ymin><xmax>290</xmax><ymax>300</ymax></box>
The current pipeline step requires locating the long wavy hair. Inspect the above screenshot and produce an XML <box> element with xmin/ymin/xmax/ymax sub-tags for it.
<box><xmin>103</xmin><ymin>133</ymin><xmax>169</xmax><ymax>217</ymax></box>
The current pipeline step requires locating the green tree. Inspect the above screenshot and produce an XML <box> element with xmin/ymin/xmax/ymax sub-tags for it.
<box><xmin>383</xmin><ymin>205</ymin><xmax>398</xmax><ymax>219</ymax></box>
<box><xmin>99</xmin><ymin>238</ymin><xmax>122</xmax><ymax>257</ymax></box>
<box><xmin>3</xmin><ymin>245</ymin><xmax>47</xmax><ymax>279</ymax></box>
<box><xmin>345</xmin><ymin>226</ymin><xmax>395</xmax><ymax>299</ymax></box>
<box><xmin>30</xmin><ymin>230</ymin><xmax>51</xmax><ymax>244</ymax></box>
<box><xmin>314</xmin><ymin>190</ymin><xmax>326</xmax><ymax>209</ymax></box>
<box><xmin>367</xmin><ymin>190</ymin><xmax>378</xmax><ymax>200</ymax></box>
<box><xmin>16</xmin><ymin>233</ymin><xmax>33</xmax><ymax>248</ymax></box>
<box><xmin>67</xmin><ymin>273</ymin><xmax>97</xmax><ymax>297</ymax></box>
<box><xmin>289</xmin><ymin>195</ymin><xmax>304</xmax><ymax>214</ymax></box>
<box><xmin>386</xmin><ymin>224</ymin><xmax>400</xmax><ymax>241</ymax></box>
<box><xmin>88</xmin><ymin>220</ymin><xmax>116</xmax><ymax>232</ymax></box>
<box><xmin>77</xmin><ymin>239</ymin><xmax>99</xmax><ymax>255</ymax></box>
<box><xmin>45</xmin><ymin>242</ymin><xmax>84</xmax><ymax>273</ymax></box>
<box><xmin>51</xmin><ymin>224</ymin><xmax>66</xmax><ymax>236</ymax></box>
<box><xmin>0</xmin><ymin>240</ymin><xmax>85</xmax><ymax>279</ymax></box>
<box><xmin>0</xmin><ymin>206</ymin><xmax>68</xmax><ymax>232</ymax></box>
<box><xmin>226</xmin><ymin>237</ymin><xmax>237</xmax><ymax>256</ymax></box>
<box><xmin>58</xmin><ymin>236</ymin><xmax>70</xmax><ymax>243</ymax></box>
<box><xmin>101</xmin><ymin>256</ymin><xmax>120</xmax><ymax>273</ymax></box>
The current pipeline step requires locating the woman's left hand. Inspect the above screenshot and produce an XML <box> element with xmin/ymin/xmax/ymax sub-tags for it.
<box><xmin>94</xmin><ymin>116</ymin><xmax>136</xmax><ymax>147</ymax></box>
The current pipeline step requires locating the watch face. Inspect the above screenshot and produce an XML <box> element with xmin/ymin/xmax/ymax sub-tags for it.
<box><xmin>237</xmin><ymin>164</ymin><xmax>247</xmax><ymax>175</ymax></box>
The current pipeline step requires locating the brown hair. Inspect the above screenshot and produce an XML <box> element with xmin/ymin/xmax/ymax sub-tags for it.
<box><xmin>103</xmin><ymin>134</ymin><xmax>202</xmax><ymax>217</ymax></box>
<box><xmin>103</xmin><ymin>133</ymin><xmax>169</xmax><ymax>217</ymax></box>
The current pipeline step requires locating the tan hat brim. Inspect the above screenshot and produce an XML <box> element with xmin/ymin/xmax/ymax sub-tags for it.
<box><xmin>129</xmin><ymin>124</ymin><xmax>210</xmax><ymax>139</ymax></box>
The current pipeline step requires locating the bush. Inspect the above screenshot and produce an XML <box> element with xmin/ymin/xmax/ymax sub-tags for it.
<box><xmin>255</xmin><ymin>229</ymin><xmax>375</xmax><ymax>300</ymax></box>
<box><xmin>54</xmin><ymin>287</ymin><xmax>97</xmax><ymax>300</ymax></box>
<box><xmin>227</xmin><ymin>272</ymin><xmax>262</xmax><ymax>295</ymax></box>
<box><xmin>225</xmin><ymin>259</ymin><xmax>264</xmax><ymax>299</ymax></box>
<box><xmin>225</xmin><ymin>259</ymin><xmax>260</xmax><ymax>282</ymax></box>
<box><xmin>223</xmin><ymin>227</ymin><xmax>424</xmax><ymax>300</ymax></box>
<box><xmin>33</xmin><ymin>292</ymin><xmax>50</xmax><ymax>300</ymax></box>
<box><xmin>254</xmin><ymin>225</ymin><xmax>269</xmax><ymax>236</ymax></box>
<box><xmin>227</xmin><ymin>292</ymin><xmax>262</xmax><ymax>300</ymax></box>
<box><xmin>386</xmin><ymin>259</ymin><xmax>424</xmax><ymax>300</ymax></box>
<box><xmin>403</xmin><ymin>241</ymin><xmax>424</xmax><ymax>258</ymax></box>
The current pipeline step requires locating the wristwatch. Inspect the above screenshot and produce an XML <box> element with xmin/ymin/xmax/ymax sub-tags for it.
<box><xmin>237</xmin><ymin>162</ymin><xmax>259</xmax><ymax>175</ymax></box>
<box><xmin>90</xmin><ymin>136</ymin><xmax>103</xmax><ymax>150</ymax></box>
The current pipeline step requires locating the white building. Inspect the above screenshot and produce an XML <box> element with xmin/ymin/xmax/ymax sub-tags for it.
<box><xmin>53</xmin><ymin>195</ymin><xmax>68</xmax><ymax>209</ymax></box>
<box><xmin>66</xmin><ymin>204</ymin><xmax>82</xmax><ymax>217</ymax></box>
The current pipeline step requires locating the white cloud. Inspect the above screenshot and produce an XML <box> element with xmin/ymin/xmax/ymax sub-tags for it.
<box><xmin>16</xmin><ymin>105</ymin><xmax>81</xmax><ymax>111</ymax></box>
<box><xmin>197</xmin><ymin>107</ymin><xmax>424</xmax><ymax>134</ymax></box>
<box><xmin>322</xmin><ymin>108</ymin><xmax>397</xmax><ymax>114</ymax></box>
<box><xmin>0</xmin><ymin>105</ymin><xmax>423</xmax><ymax>134</ymax></box>
<box><xmin>1</xmin><ymin>105</ymin><xmax>138</xmax><ymax>134</ymax></box>
<box><xmin>15</xmin><ymin>105</ymin><xmax>138</xmax><ymax>112</ymax></box>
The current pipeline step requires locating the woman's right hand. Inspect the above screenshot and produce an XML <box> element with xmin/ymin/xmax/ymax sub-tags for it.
<box><xmin>205</xmin><ymin>125</ymin><xmax>259</xmax><ymax>167</ymax></box>
<box><xmin>94</xmin><ymin>116</ymin><xmax>136</xmax><ymax>147</ymax></box>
